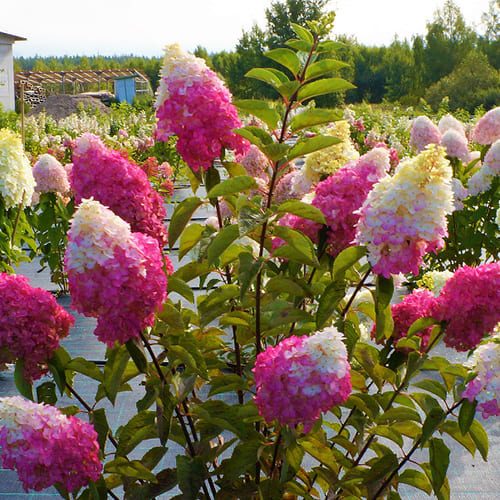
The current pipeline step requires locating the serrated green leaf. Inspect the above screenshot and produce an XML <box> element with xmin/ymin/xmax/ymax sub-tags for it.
<box><xmin>365</xmin><ymin>453</ymin><xmax>398</xmax><ymax>483</ymax></box>
<box><xmin>238</xmin><ymin>252</ymin><xmax>265</xmax><ymax>299</ymax></box>
<box><xmin>168</xmin><ymin>197</ymin><xmax>203</xmax><ymax>248</ymax></box>
<box><xmin>297</xmin><ymin>77</ymin><xmax>356</xmax><ymax>102</ymax></box>
<box><xmin>440</xmin><ymin>421</ymin><xmax>476</xmax><ymax>456</ymax></box>
<box><xmin>277</xmin><ymin>80</ymin><xmax>301</xmax><ymax>101</ymax></box>
<box><xmin>261</xmin><ymin>142</ymin><xmax>290</xmax><ymax>162</ymax></box>
<box><xmin>277</xmin><ymin>199</ymin><xmax>326</xmax><ymax>224</ymax></box>
<box><xmin>206</xmin><ymin>176</ymin><xmax>258</xmax><ymax>199</ymax></box>
<box><xmin>289</xmin><ymin>108</ymin><xmax>343</xmax><ymax>134</ymax></box>
<box><xmin>290</xmin><ymin>22</ymin><xmax>314</xmax><ymax>43</ymax></box>
<box><xmin>36</xmin><ymin>381</ymin><xmax>57</xmax><ymax>405</ymax></box>
<box><xmin>172</xmin><ymin>261</ymin><xmax>211</xmax><ymax>283</ymax></box>
<box><xmin>300</xmin><ymin>436</ymin><xmax>338</xmax><ymax>472</ymax></box>
<box><xmin>377</xmin><ymin>407</ymin><xmax>421</xmax><ymax>424</ymax></box>
<box><xmin>116</xmin><ymin>411</ymin><xmax>157</xmax><ymax>456</ymax></box>
<box><xmin>374</xmin><ymin>274</ymin><xmax>394</xmax><ymax>342</ymax></box>
<box><xmin>407</xmin><ymin>317</ymin><xmax>438</xmax><ymax>338</ymax></box>
<box><xmin>223</xmin><ymin>161</ymin><xmax>248</xmax><ymax>178</ymax></box>
<box><xmin>368</xmin><ymin>425</ymin><xmax>404</xmax><ymax>447</ymax></box>
<box><xmin>265</xmin><ymin>276</ymin><xmax>305</xmax><ymax>298</ymax></box>
<box><xmin>234</xmin><ymin>99</ymin><xmax>280</xmax><ymax>130</ymax></box>
<box><xmin>316</xmin><ymin>40</ymin><xmax>344</xmax><ymax>53</ymax></box>
<box><xmin>208</xmin><ymin>374</ymin><xmax>249</xmax><ymax>397</ymax></box>
<box><xmin>238</xmin><ymin>204</ymin><xmax>266</xmax><ymax>236</ymax></box>
<box><xmin>287</xmin><ymin>134</ymin><xmax>341</xmax><ymax>161</ymax></box>
<box><xmin>265</xmin><ymin>48</ymin><xmax>301</xmax><ymax>75</ymax></box>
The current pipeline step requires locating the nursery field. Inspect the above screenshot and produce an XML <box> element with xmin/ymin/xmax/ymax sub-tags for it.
<box><xmin>1</xmin><ymin>22</ymin><xmax>500</xmax><ymax>500</ymax></box>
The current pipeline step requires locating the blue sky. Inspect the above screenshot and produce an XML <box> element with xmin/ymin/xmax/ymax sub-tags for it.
<box><xmin>2</xmin><ymin>0</ymin><xmax>493</xmax><ymax>58</ymax></box>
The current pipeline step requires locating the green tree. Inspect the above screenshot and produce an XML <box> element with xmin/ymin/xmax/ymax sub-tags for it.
<box><xmin>423</xmin><ymin>0</ymin><xmax>476</xmax><ymax>84</ymax></box>
<box><xmin>424</xmin><ymin>50</ymin><xmax>500</xmax><ymax>111</ymax></box>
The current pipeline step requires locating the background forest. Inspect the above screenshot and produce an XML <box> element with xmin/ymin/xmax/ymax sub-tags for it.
<box><xmin>13</xmin><ymin>0</ymin><xmax>500</xmax><ymax>113</ymax></box>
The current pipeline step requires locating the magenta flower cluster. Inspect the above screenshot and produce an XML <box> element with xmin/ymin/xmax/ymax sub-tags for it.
<box><xmin>0</xmin><ymin>273</ymin><xmax>74</xmax><ymax>381</ymax></box>
<box><xmin>275</xmin><ymin>147</ymin><xmax>390</xmax><ymax>257</ymax></box>
<box><xmin>253</xmin><ymin>327</ymin><xmax>351</xmax><ymax>433</ymax></box>
<box><xmin>65</xmin><ymin>199</ymin><xmax>168</xmax><ymax>346</ymax></box>
<box><xmin>429</xmin><ymin>262</ymin><xmax>500</xmax><ymax>351</ymax></box>
<box><xmin>0</xmin><ymin>396</ymin><xmax>102</xmax><ymax>492</ymax></box>
<box><xmin>70</xmin><ymin>133</ymin><xmax>168</xmax><ymax>248</ymax></box>
<box><xmin>389</xmin><ymin>289</ymin><xmax>437</xmax><ymax>351</ymax></box>
<box><xmin>155</xmin><ymin>44</ymin><xmax>248</xmax><ymax>171</ymax></box>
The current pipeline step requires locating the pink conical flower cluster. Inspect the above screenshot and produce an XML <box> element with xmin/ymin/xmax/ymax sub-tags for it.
<box><xmin>0</xmin><ymin>396</ymin><xmax>102</xmax><ymax>492</ymax></box>
<box><xmin>155</xmin><ymin>44</ymin><xmax>248</xmax><ymax>171</ymax></box>
<box><xmin>253</xmin><ymin>327</ymin><xmax>351</xmax><ymax>433</ymax></box>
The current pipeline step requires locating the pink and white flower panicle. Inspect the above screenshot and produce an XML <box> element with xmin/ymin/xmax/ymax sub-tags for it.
<box><xmin>155</xmin><ymin>44</ymin><xmax>249</xmax><ymax>171</ymax></box>
<box><xmin>253</xmin><ymin>327</ymin><xmax>352</xmax><ymax>433</ymax></box>
<box><xmin>0</xmin><ymin>396</ymin><xmax>102</xmax><ymax>492</ymax></box>
<box><xmin>65</xmin><ymin>198</ymin><xmax>168</xmax><ymax>346</ymax></box>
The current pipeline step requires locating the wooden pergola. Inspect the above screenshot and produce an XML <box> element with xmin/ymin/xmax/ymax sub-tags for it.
<box><xmin>15</xmin><ymin>68</ymin><xmax>151</xmax><ymax>94</ymax></box>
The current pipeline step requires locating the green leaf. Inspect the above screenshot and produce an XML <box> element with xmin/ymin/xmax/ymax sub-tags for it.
<box><xmin>368</xmin><ymin>425</ymin><xmax>404</xmax><ymax>447</ymax></box>
<box><xmin>364</xmin><ymin>453</ymin><xmax>398</xmax><ymax>483</ymax></box>
<box><xmin>277</xmin><ymin>80</ymin><xmax>301</xmax><ymax>101</ymax></box>
<box><xmin>458</xmin><ymin>398</ymin><xmax>477</xmax><ymax>435</ymax></box>
<box><xmin>207</xmin><ymin>224</ymin><xmax>239</xmax><ymax>266</ymax></box>
<box><xmin>177</xmin><ymin>456</ymin><xmax>207</xmax><ymax>500</ymax></box>
<box><xmin>206</xmin><ymin>176</ymin><xmax>258</xmax><ymax>199</ymax></box>
<box><xmin>238</xmin><ymin>252</ymin><xmax>265</xmax><ymax>299</ymax></box>
<box><xmin>126</xmin><ymin>338</ymin><xmax>148</xmax><ymax>374</ymax></box>
<box><xmin>440</xmin><ymin>421</ymin><xmax>476</xmax><ymax>456</ymax></box>
<box><xmin>407</xmin><ymin>317</ymin><xmax>438</xmax><ymax>338</ymax></box>
<box><xmin>47</xmin><ymin>346</ymin><xmax>72</xmax><ymax>395</ymax></box>
<box><xmin>167</xmin><ymin>276</ymin><xmax>194</xmax><ymax>304</ymax></box>
<box><xmin>412</xmin><ymin>379</ymin><xmax>447</xmax><ymax>401</ymax></box>
<box><xmin>238</xmin><ymin>204</ymin><xmax>266</xmax><ymax>236</ymax></box>
<box><xmin>297</xmin><ymin>77</ymin><xmax>356</xmax><ymax>102</ymax></box>
<box><xmin>208</xmin><ymin>374</ymin><xmax>249</xmax><ymax>397</ymax></box>
<box><xmin>290</xmin><ymin>22</ymin><xmax>314</xmax><ymax>43</ymax></box>
<box><xmin>157</xmin><ymin>385</ymin><xmax>175</xmax><ymax>445</ymax></box>
<box><xmin>399</xmin><ymin>469</ymin><xmax>433</xmax><ymax>495</ymax></box>
<box><xmin>316</xmin><ymin>280</ymin><xmax>346</xmax><ymax>329</ymax></box>
<box><xmin>305</xmin><ymin>59</ymin><xmax>350</xmax><ymax>80</ymax></box>
<box><xmin>36</xmin><ymin>381</ymin><xmax>57</xmax><ymax>405</ymax></box>
<box><xmin>261</xmin><ymin>142</ymin><xmax>290</xmax><ymax>162</ymax></box>
<box><xmin>429</xmin><ymin>438</ymin><xmax>450</xmax><ymax>493</ymax></box>
<box><xmin>285</xmin><ymin>39</ymin><xmax>314</xmax><ymax>53</ymax></box>
<box><xmin>168</xmin><ymin>197</ymin><xmax>203</xmax><ymax>248</ymax></box>
<box><xmin>273</xmin><ymin>225</ymin><xmax>319</xmax><ymax>267</ymax></box>
<box><xmin>116</xmin><ymin>411</ymin><xmax>157</xmax><ymax>456</ymax></box>
<box><xmin>234</xmin><ymin>99</ymin><xmax>280</xmax><ymax>130</ymax></box>
<box><xmin>377</xmin><ymin>407</ymin><xmax>421</xmax><ymax>424</ymax></box>
<box><xmin>316</xmin><ymin>40</ymin><xmax>344</xmax><ymax>53</ymax></box>
<box><xmin>287</xmin><ymin>134</ymin><xmax>341</xmax><ymax>162</ymax></box>
<box><xmin>205</xmin><ymin>165</ymin><xmax>221</xmax><ymax>197</ymax></box>
<box><xmin>332</xmin><ymin>246</ymin><xmax>366</xmax><ymax>280</ymax></box>
<box><xmin>105</xmin><ymin>457</ymin><xmax>158</xmax><ymax>482</ymax></box>
<box><xmin>266</xmin><ymin>276</ymin><xmax>305</xmax><ymax>299</ymax></box>
<box><xmin>14</xmin><ymin>359</ymin><xmax>33</xmax><ymax>400</ymax></box>
<box><xmin>172</xmin><ymin>261</ymin><xmax>211</xmax><ymax>283</ymax></box>
<box><xmin>299</xmin><ymin>436</ymin><xmax>338</xmax><ymax>472</ymax></box>
<box><xmin>421</xmin><ymin>407</ymin><xmax>446</xmax><ymax>446</ymax></box>
<box><xmin>223</xmin><ymin>161</ymin><xmax>248</xmax><ymax>178</ymax></box>
<box><xmin>265</xmin><ymin>48</ymin><xmax>301</xmax><ymax>75</ymax></box>
<box><xmin>103</xmin><ymin>345</ymin><xmax>131</xmax><ymax>405</ymax></box>
<box><xmin>277</xmin><ymin>199</ymin><xmax>326</xmax><ymax>224</ymax></box>
<box><xmin>67</xmin><ymin>357</ymin><xmax>104</xmax><ymax>382</ymax></box>
<box><xmin>245</xmin><ymin>67</ymin><xmax>286</xmax><ymax>89</ymax></box>
<box><xmin>90</xmin><ymin>408</ymin><xmax>110</xmax><ymax>456</ymax></box>
<box><xmin>265</xmin><ymin>300</ymin><xmax>313</xmax><ymax>328</ymax></box>
<box><xmin>178</xmin><ymin>223</ymin><xmax>205</xmax><ymax>260</ymax></box>
<box><xmin>374</xmin><ymin>274</ymin><xmax>394</xmax><ymax>342</ymax></box>
<box><xmin>289</xmin><ymin>108</ymin><xmax>343</xmax><ymax>134</ymax></box>
<box><xmin>469</xmin><ymin>420</ymin><xmax>488</xmax><ymax>461</ymax></box>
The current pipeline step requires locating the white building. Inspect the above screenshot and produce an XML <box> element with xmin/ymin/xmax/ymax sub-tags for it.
<box><xmin>0</xmin><ymin>31</ymin><xmax>26</xmax><ymax>111</ymax></box>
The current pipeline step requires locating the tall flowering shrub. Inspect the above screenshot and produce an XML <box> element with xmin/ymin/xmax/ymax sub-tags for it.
<box><xmin>65</xmin><ymin>198</ymin><xmax>168</xmax><ymax>346</ymax></box>
<box><xmin>0</xmin><ymin>396</ymin><xmax>101</xmax><ymax>492</ymax></box>
<box><xmin>70</xmin><ymin>133</ymin><xmax>168</xmax><ymax>248</ymax></box>
<box><xmin>155</xmin><ymin>43</ymin><xmax>249</xmax><ymax>171</ymax></box>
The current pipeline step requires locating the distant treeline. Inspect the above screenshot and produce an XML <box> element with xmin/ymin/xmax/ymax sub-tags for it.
<box><xmin>14</xmin><ymin>0</ymin><xmax>500</xmax><ymax>112</ymax></box>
